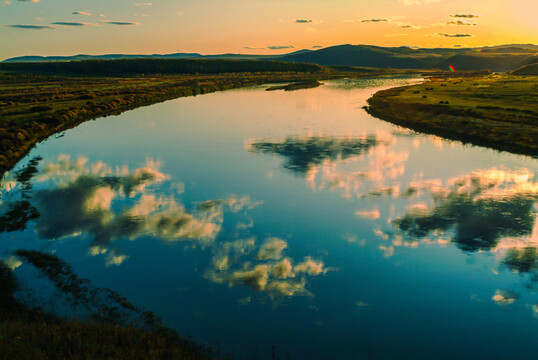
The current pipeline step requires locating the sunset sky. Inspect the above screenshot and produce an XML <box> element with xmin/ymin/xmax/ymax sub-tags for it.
<box><xmin>0</xmin><ymin>0</ymin><xmax>536</xmax><ymax>60</ymax></box>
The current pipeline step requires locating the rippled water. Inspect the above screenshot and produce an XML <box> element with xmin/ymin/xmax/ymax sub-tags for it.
<box><xmin>1</xmin><ymin>77</ymin><xmax>537</xmax><ymax>359</ymax></box>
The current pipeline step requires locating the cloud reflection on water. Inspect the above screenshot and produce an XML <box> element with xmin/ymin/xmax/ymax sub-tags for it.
<box><xmin>248</xmin><ymin>132</ymin><xmax>537</xmax><ymax>309</ymax></box>
<box><xmin>249</xmin><ymin>135</ymin><xmax>384</xmax><ymax>174</ymax></box>
<box><xmin>248</xmin><ymin>133</ymin><xmax>409</xmax><ymax>200</ymax></box>
<box><xmin>394</xmin><ymin>168</ymin><xmax>538</xmax><ymax>253</ymax></box>
<box><xmin>1</xmin><ymin>155</ymin><xmax>258</xmax><ymax>266</ymax></box>
<box><xmin>1</xmin><ymin>155</ymin><xmax>331</xmax><ymax>301</ymax></box>
<box><xmin>207</xmin><ymin>237</ymin><xmax>330</xmax><ymax>298</ymax></box>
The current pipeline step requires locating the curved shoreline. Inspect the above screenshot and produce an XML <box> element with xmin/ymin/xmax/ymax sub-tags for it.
<box><xmin>365</xmin><ymin>75</ymin><xmax>538</xmax><ymax>158</ymax></box>
<box><xmin>0</xmin><ymin>72</ymin><xmax>360</xmax><ymax>179</ymax></box>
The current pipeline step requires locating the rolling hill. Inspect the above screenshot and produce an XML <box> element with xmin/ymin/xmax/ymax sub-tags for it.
<box><xmin>511</xmin><ymin>63</ymin><xmax>538</xmax><ymax>75</ymax></box>
<box><xmin>3</xmin><ymin>44</ymin><xmax>537</xmax><ymax>72</ymax></box>
<box><xmin>279</xmin><ymin>44</ymin><xmax>537</xmax><ymax>71</ymax></box>
<box><xmin>437</xmin><ymin>53</ymin><xmax>536</xmax><ymax>72</ymax></box>
<box><xmin>278</xmin><ymin>44</ymin><xmax>458</xmax><ymax>69</ymax></box>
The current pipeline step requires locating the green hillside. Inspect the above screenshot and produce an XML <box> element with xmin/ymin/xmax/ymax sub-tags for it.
<box><xmin>511</xmin><ymin>63</ymin><xmax>538</xmax><ymax>75</ymax></box>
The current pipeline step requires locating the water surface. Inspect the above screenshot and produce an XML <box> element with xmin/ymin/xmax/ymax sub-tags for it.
<box><xmin>1</xmin><ymin>77</ymin><xmax>537</xmax><ymax>359</ymax></box>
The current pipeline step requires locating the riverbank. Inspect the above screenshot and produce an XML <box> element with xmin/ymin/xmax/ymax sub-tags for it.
<box><xmin>1</xmin><ymin>70</ymin><xmax>382</xmax><ymax>179</ymax></box>
<box><xmin>366</xmin><ymin>74</ymin><xmax>538</xmax><ymax>157</ymax></box>
<box><xmin>265</xmin><ymin>79</ymin><xmax>322</xmax><ymax>91</ymax></box>
<box><xmin>0</xmin><ymin>254</ymin><xmax>216</xmax><ymax>360</ymax></box>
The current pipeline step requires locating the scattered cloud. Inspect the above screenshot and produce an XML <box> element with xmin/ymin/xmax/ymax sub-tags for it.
<box><xmin>100</xmin><ymin>21</ymin><xmax>140</xmax><ymax>26</ymax></box>
<box><xmin>312</xmin><ymin>45</ymin><xmax>322</xmax><ymax>48</ymax></box>
<box><xmin>17</xmin><ymin>0</ymin><xmax>40</xmax><ymax>2</ymax></box>
<box><xmin>1</xmin><ymin>0</ymin><xmax>11</xmax><ymax>7</ymax></box>
<box><xmin>449</xmin><ymin>14</ymin><xmax>480</xmax><ymax>18</ymax></box>
<box><xmin>2</xmin><ymin>256</ymin><xmax>22</xmax><ymax>270</ymax></box>
<box><xmin>72</xmin><ymin>11</ymin><xmax>91</xmax><ymax>16</ymax></box>
<box><xmin>394</xmin><ymin>168</ymin><xmax>538</xmax><ymax>254</ymax></box>
<box><xmin>342</xmin><ymin>234</ymin><xmax>366</xmax><ymax>246</ymax></box>
<box><xmin>249</xmin><ymin>136</ymin><xmax>383</xmax><ymax>174</ymax></box>
<box><xmin>379</xmin><ymin>245</ymin><xmax>395</xmax><ymax>257</ymax></box>
<box><xmin>356</xmin><ymin>209</ymin><xmax>381</xmax><ymax>220</ymax></box>
<box><xmin>8</xmin><ymin>24</ymin><xmax>55</xmax><ymax>29</ymax></box>
<box><xmin>437</xmin><ymin>33</ymin><xmax>473</xmax><ymax>37</ymax></box>
<box><xmin>361</xmin><ymin>19</ymin><xmax>389</xmax><ymax>23</ymax></box>
<box><xmin>257</xmin><ymin>238</ymin><xmax>287</xmax><ymax>260</ymax></box>
<box><xmin>52</xmin><ymin>22</ymin><xmax>93</xmax><ymax>27</ymax></box>
<box><xmin>207</xmin><ymin>238</ymin><xmax>331</xmax><ymax>299</ymax></box>
<box><xmin>355</xmin><ymin>301</ymin><xmax>370</xmax><ymax>308</ymax></box>
<box><xmin>295</xmin><ymin>19</ymin><xmax>313</xmax><ymax>23</ymax></box>
<box><xmin>134</xmin><ymin>2</ymin><xmax>152</xmax><ymax>6</ymax></box>
<box><xmin>267</xmin><ymin>45</ymin><xmax>294</xmax><ymax>50</ymax></box>
<box><xmin>447</xmin><ymin>20</ymin><xmax>477</xmax><ymax>26</ymax></box>
<box><xmin>243</xmin><ymin>46</ymin><xmax>266</xmax><ymax>50</ymax></box>
<box><xmin>394</xmin><ymin>22</ymin><xmax>424</xmax><ymax>29</ymax></box>
<box><xmin>492</xmin><ymin>290</ymin><xmax>519</xmax><ymax>305</ymax></box>
<box><xmin>399</xmin><ymin>0</ymin><xmax>440</xmax><ymax>5</ymax></box>
<box><xmin>0</xmin><ymin>156</ymin><xmax>263</xmax><ymax>267</ymax></box>
<box><xmin>386</xmin><ymin>33</ymin><xmax>409</xmax><ymax>37</ymax></box>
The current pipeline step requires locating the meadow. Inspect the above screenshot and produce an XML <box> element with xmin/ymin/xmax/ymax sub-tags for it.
<box><xmin>366</xmin><ymin>74</ymin><xmax>538</xmax><ymax>156</ymax></box>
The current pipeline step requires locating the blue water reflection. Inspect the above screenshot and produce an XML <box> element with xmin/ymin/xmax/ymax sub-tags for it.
<box><xmin>1</xmin><ymin>77</ymin><xmax>537</xmax><ymax>359</ymax></box>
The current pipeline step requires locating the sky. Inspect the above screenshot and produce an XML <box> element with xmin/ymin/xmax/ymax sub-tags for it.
<box><xmin>0</xmin><ymin>0</ymin><xmax>536</xmax><ymax>59</ymax></box>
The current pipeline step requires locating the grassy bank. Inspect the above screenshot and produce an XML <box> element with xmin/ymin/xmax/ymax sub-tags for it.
<box><xmin>0</xmin><ymin>320</ymin><xmax>214</xmax><ymax>360</ymax></box>
<box><xmin>0</xmin><ymin>70</ymin><xmax>359</xmax><ymax>179</ymax></box>
<box><xmin>0</xmin><ymin>255</ymin><xmax>215</xmax><ymax>360</ymax></box>
<box><xmin>366</xmin><ymin>74</ymin><xmax>538</xmax><ymax>156</ymax></box>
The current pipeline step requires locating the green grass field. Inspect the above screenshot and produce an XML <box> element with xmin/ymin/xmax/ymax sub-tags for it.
<box><xmin>366</xmin><ymin>74</ymin><xmax>538</xmax><ymax>156</ymax></box>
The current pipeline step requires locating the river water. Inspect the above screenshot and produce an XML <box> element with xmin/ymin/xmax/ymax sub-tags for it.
<box><xmin>1</xmin><ymin>77</ymin><xmax>537</xmax><ymax>359</ymax></box>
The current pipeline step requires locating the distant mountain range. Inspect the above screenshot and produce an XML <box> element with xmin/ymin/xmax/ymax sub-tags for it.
<box><xmin>2</xmin><ymin>49</ymin><xmax>313</xmax><ymax>63</ymax></box>
<box><xmin>4</xmin><ymin>44</ymin><xmax>537</xmax><ymax>72</ymax></box>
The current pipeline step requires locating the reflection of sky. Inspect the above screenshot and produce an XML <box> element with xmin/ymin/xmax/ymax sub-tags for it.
<box><xmin>249</xmin><ymin>131</ymin><xmax>538</xmax><ymax>290</ymax></box>
<box><xmin>1</xmin><ymin>154</ymin><xmax>329</xmax><ymax>301</ymax></box>
<box><xmin>1</xmin><ymin>78</ymin><xmax>538</xmax><ymax>359</ymax></box>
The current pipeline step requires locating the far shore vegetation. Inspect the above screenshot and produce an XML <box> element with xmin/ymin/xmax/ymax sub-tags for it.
<box><xmin>366</xmin><ymin>74</ymin><xmax>538</xmax><ymax>157</ymax></box>
<box><xmin>0</xmin><ymin>58</ymin><xmax>412</xmax><ymax>179</ymax></box>
<box><xmin>265</xmin><ymin>79</ymin><xmax>323</xmax><ymax>91</ymax></box>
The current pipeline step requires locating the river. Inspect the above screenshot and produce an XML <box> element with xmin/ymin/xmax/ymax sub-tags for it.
<box><xmin>1</xmin><ymin>77</ymin><xmax>537</xmax><ymax>359</ymax></box>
